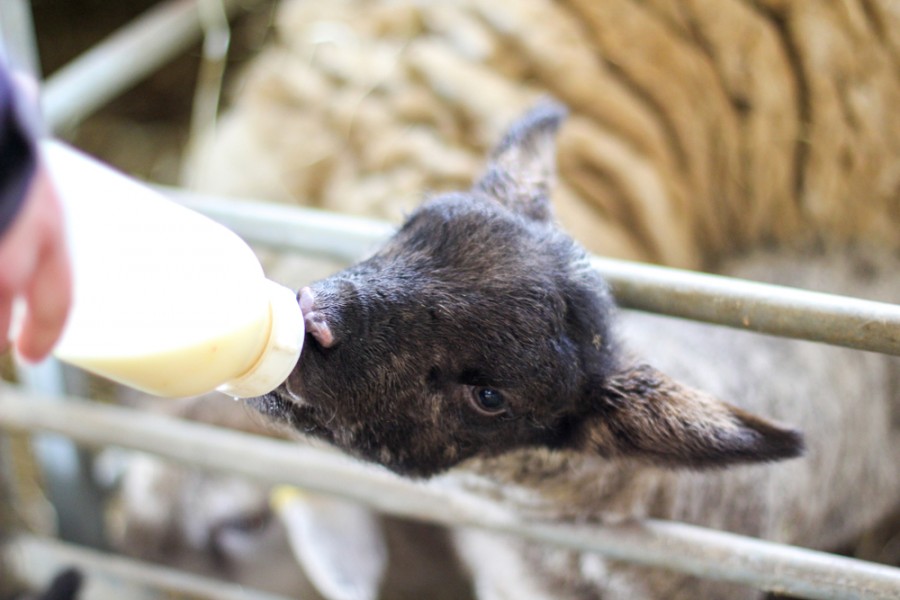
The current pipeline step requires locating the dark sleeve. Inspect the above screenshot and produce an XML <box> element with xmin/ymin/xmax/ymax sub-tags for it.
<box><xmin>0</xmin><ymin>64</ymin><xmax>38</xmax><ymax>237</ymax></box>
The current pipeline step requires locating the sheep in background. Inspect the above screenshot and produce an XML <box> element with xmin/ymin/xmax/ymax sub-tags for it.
<box><xmin>106</xmin><ymin>394</ymin><xmax>474</xmax><ymax>600</ymax></box>
<box><xmin>104</xmin><ymin>395</ymin><xmax>325</xmax><ymax>598</ymax></box>
<box><xmin>5</xmin><ymin>569</ymin><xmax>83</xmax><ymax>600</ymax></box>
<box><xmin>189</xmin><ymin>0</ymin><xmax>900</xmax><ymax>270</ymax></box>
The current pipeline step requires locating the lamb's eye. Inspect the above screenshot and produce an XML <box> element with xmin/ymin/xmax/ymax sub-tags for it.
<box><xmin>470</xmin><ymin>387</ymin><xmax>507</xmax><ymax>417</ymax></box>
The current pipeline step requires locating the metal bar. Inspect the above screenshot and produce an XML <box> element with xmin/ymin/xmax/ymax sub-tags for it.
<box><xmin>162</xmin><ymin>186</ymin><xmax>396</xmax><ymax>262</ymax></box>
<box><xmin>40</xmin><ymin>0</ymin><xmax>251</xmax><ymax>131</ymax></box>
<box><xmin>161</xmin><ymin>188</ymin><xmax>900</xmax><ymax>356</ymax></box>
<box><xmin>16</xmin><ymin>360</ymin><xmax>106</xmax><ymax>548</ymax></box>
<box><xmin>3</xmin><ymin>533</ymin><xmax>293</xmax><ymax>600</ymax></box>
<box><xmin>184</xmin><ymin>0</ymin><xmax>231</xmax><ymax>162</ymax></box>
<box><xmin>0</xmin><ymin>0</ymin><xmax>42</xmax><ymax>77</ymax></box>
<box><xmin>1</xmin><ymin>390</ymin><xmax>898</xmax><ymax>600</ymax></box>
<box><xmin>590</xmin><ymin>256</ymin><xmax>900</xmax><ymax>356</ymax></box>
<box><xmin>0</xmin><ymin>0</ymin><xmax>105</xmax><ymax>537</ymax></box>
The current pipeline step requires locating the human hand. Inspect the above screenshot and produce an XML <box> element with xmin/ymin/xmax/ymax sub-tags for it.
<box><xmin>0</xmin><ymin>163</ymin><xmax>72</xmax><ymax>362</ymax></box>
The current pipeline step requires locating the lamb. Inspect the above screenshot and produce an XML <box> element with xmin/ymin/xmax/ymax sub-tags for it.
<box><xmin>108</xmin><ymin>394</ymin><xmax>475</xmax><ymax>600</ymax></box>
<box><xmin>105</xmin><ymin>395</ymin><xmax>321</xmax><ymax>598</ymax></box>
<box><xmin>250</xmin><ymin>102</ymin><xmax>900</xmax><ymax>598</ymax></box>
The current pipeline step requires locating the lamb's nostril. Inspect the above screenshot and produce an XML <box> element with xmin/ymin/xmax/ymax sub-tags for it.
<box><xmin>298</xmin><ymin>287</ymin><xmax>337</xmax><ymax>348</ymax></box>
<box><xmin>305</xmin><ymin>311</ymin><xmax>335</xmax><ymax>348</ymax></box>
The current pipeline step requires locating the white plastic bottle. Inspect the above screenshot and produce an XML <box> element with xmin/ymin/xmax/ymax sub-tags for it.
<box><xmin>40</xmin><ymin>141</ymin><xmax>304</xmax><ymax>398</ymax></box>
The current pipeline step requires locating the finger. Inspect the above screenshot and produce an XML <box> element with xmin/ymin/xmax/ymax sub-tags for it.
<box><xmin>0</xmin><ymin>179</ymin><xmax>43</xmax><ymax>296</ymax></box>
<box><xmin>0</xmin><ymin>297</ymin><xmax>12</xmax><ymax>355</ymax></box>
<box><xmin>0</xmin><ymin>223</ymin><xmax>38</xmax><ymax>296</ymax></box>
<box><xmin>16</xmin><ymin>241</ymin><xmax>73</xmax><ymax>362</ymax></box>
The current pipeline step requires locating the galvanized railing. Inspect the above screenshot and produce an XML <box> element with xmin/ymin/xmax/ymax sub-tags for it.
<box><xmin>1</xmin><ymin>1</ymin><xmax>900</xmax><ymax>599</ymax></box>
<box><xmin>4</xmin><ymin>189</ymin><xmax>900</xmax><ymax>599</ymax></box>
<box><xmin>167</xmin><ymin>188</ymin><xmax>900</xmax><ymax>357</ymax></box>
<box><xmin>2</xmin><ymin>387</ymin><xmax>900</xmax><ymax>600</ymax></box>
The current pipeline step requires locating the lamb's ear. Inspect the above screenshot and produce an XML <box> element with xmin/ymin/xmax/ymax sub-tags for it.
<box><xmin>473</xmin><ymin>100</ymin><xmax>567</xmax><ymax>222</ymax></box>
<box><xmin>569</xmin><ymin>364</ymin><xmax>804</xmax><ymax>468</ymax></box>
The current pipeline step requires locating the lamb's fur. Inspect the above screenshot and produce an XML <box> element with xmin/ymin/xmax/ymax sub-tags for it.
<box><xmin>451</xmin><ymin>248</ymin><xmax>900</xmax><ymax>599</ymax></box>
<box><xmin>249</xmin><ymin>102</ymin><xmax>900</xmax><ymax>598</ymax></box>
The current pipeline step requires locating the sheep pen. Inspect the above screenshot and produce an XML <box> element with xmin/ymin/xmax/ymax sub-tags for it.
<box><xmin>2</xmin><ymin>0</ymin><xmax>900</xmax><ymax>598</ymax></box>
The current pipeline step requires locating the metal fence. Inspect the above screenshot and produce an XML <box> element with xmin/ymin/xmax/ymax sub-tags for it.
<box><xmin>1</xmin><ymin>1</ymin><xmax>900</xmax><ymax>599</ymax></box>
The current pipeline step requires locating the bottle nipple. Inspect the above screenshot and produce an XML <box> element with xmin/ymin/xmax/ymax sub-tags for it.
<box><xmin>217</xmin><ymin>280</ymin><xmax>305</xmax><ymax>398</ymax></box>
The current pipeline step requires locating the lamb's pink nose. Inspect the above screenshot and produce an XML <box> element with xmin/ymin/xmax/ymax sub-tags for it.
<box><xmin>299</xmin><ymin>287</ymin><xmax>335</xmax><ymax>348</ymax></box>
